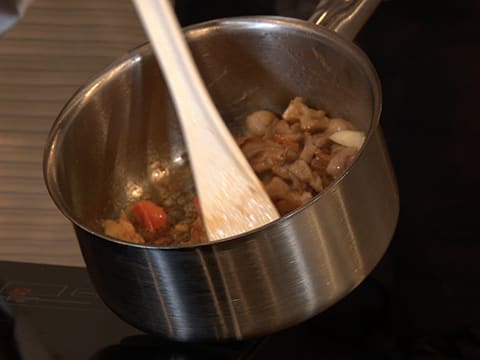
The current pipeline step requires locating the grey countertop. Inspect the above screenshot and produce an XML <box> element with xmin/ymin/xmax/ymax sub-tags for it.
<box><xmin>0</xmin><ymin>0</ymin><xmax>146</xmax><ymax>266</ymax></box>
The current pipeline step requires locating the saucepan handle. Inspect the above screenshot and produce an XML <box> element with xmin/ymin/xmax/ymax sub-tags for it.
<box><xmin>309</xmin><ymin>0</ymin><xmax>382</xmax><ymax>40</ymax></box>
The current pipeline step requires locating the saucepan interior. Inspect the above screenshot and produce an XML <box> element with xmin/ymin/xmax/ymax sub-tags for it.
<box><xmin>45</xmin><ymin>16</ymin><xmax>379</xmax><ymax>240</ymax></box>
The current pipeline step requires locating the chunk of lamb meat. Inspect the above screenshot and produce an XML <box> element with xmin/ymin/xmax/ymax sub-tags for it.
<box><xmin>282</xmin><ymin>97</ymin><xmax>329</xmax><ymax>131</ymax></box>
<box><xmin>299</xmin><ymin>133</ymin><xmax>316</xmax><ymax>162</ymax></box>
<box><xmin>264</xmin><ymin>176</ymin><xmax>312</xmax><ymax>215</ymax></box>
<box><xmin>264</xmin><ymin>176</ymin><xmax>290</xmax><ymax>200</ymax></box>
<box><xmin>103</xmin><ymin>212</ymin><xmax>144</xmax><ymax>244</ymax></box>
<box><xmin>326</xmin><ymin>146</ymin><xmax>358</xmax><ymax>178</ymax></box>
<box><xmin>288</xmin><ymin>159</ymin><xmax>323</xmax><ymax>192</ymax></box>
<box><xmin>310</xmin><ymin>149</ymin><xmax>331</xmax><ymax>175</ymax></box>
<box><xmin>288</xmin><ymin>159</ymin><xmax>313</xmax><ymax>182</ymax></box>
<box><xmin>240</xmin><ymin>138</ymin><xmax>288</xmax><ymax>173</ymax></box>
<box><xmin>271</xmin><ymin>164</ymin><xmax>303</xmax><ymax>191</ymax></box>
<box><xmin>245</xmin><ymin>110</ymin><xmax>278</xmax><ymax>137</ymax></box>
<box><xmin>272</xmin><ymin>119</ymin><xmax>304</xmax><ymax>142</ymax></box>
<box><xmin>276</xmin><ymin>191</ymin><xmax>312</xmax><ymax>215</ymax></box>
<box><xmin>311</xmin><ymin>133</ymin><xmax>330</xmax><ymax>148</ymax></box>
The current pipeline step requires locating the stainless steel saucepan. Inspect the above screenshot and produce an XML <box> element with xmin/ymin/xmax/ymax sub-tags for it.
<box><xmin>43</xmin><ymin>0</ymin><xmax>399</xmax><ymax>341</ymax></box>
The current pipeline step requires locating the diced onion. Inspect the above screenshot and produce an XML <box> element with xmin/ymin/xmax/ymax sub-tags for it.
<box><xmin>329</xmin><ymin>130</ymin><xmax>365</xmax><ymax>149</ymax></box>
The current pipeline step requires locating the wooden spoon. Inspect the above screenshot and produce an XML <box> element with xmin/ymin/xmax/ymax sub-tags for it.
<box><xmin>132</xmin><ymin>0</ymin><xmax>280</xmax><ymax>241</ymax></box>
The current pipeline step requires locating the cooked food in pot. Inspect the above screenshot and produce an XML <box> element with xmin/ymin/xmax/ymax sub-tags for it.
<box><xmin>103</xmin><ymin>97</ymin><xmax>365</xmax><ymax>245</ymax></box>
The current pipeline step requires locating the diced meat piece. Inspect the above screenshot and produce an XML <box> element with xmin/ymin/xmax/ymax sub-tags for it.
<box><xmin>271</xmin><ymin>164</ymin><xmax>291</xmax><ymax>180</ymax></box>
<box><xmin>275</xmin><ymin>191</ymin><xmax>312</xmax><ymax>215</ymax></box>
<box><xmin>264</xmin><ymin>176</ymin><xmax>290</xmax><ymax>200</ymax></box>
<box><xmin>326</xmin><ymin>147</ymin><xmax>358</xmax><ymax>178</ymax></box>
<box><xmin>310</xmin><ymin>149</ymin><xmax>331</xmax><ymax>174</ymax></box>
<box><xmin>245</xmin><ymin>110</ymin><xmax>278</xmax><ymax>136</ymax></box>
<box><xmin>285</xmin><ymin>147</ymin><xmax>300</xmax><ymax>162</ymax></box>
<box><xmin>288</xmin><ymin>172</ymin><xmax>304</xmax><ymax>192</ymax></box>
<box><xmin>236</xmin><ymin>136</ymin><xmax>249</xmax><ymax>146</ymax></box>
<box><xmin>273</xmin><ymin>120</ymin><xmax>304</xmax><ymax>142</ymax></box>
<box><xmin>262</xmin><ymin>118</ymin><xmax>279</xmax><ymax>139</ymax></box>
<box><xmin>282</xmin><ymin>97</ymin><xmax>329</xmax><ymax>131</ymax></box>
<box><xmin>299</xmin><ymin>115</ymin><xmax>327</xmax><ymax>132</ymax></box>
<box><xmin>103</xmin><ymin>212</ymin><xmax>145</xmax><ymax>244</ymax></box>
<box><xmin>287</xmin><ymin>159</ymin><xmax>315</xmax><ymax>193</ymax></box>
<box><xmin>240</xmin><ymin>138</ymin><xmax>287</xmax><ymax>172</ymax></box>
<box><xmin>299</xmin><ymin>191</ymin><xmax>313</xmax><ymax>204</ymax></box>
<box><xmin>274</xmin><ymin>119</ymin><xmax>290</xmax><ymax>134</ymax></box>
<box><xmin>272</xmin><ymin>164</ymin><xmax>304</xmax><ymax>192</ymax></box>
<box><xmin>275</xmin><ymin>199</ymin><xmax>296</xmax><ymax>215</ymax></box>
<box><xmin>282</xmin><ymin>97</ymin><xmax>309</xmax><ymax>122</ymax></box>
<box><xmin>300</xmin><ymin>133</ymin><xmax>317</xmax><ymax>162</ymax></box>
<box><xmin>288</xmin><ymin>159</ymin><xmax>313</xmax><ymax>182</ymax></box>
<box><xmin>309</xmin><ymin>172</ymin><xmax>323</xmax><ymax>192</ymax></box>
<box><xmin>311</xmin><ymin>133</ymin><xmax>329</xmax><ymax>148</ymax></box>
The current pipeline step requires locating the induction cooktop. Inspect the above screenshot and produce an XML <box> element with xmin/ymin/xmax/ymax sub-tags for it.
<box><xmin>1</xmin><ymin>259</ymin><xmax>479</xmax><ymax>359</ymax></box>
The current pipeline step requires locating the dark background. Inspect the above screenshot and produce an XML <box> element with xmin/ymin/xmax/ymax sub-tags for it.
<box><xmin>357</xmin><ymin>0</ymin><xmax>480</xmax><ymax>338</ymax></box>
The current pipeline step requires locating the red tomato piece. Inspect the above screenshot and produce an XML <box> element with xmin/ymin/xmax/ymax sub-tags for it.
<box><xmin>131</xmin><ymin>200</ymin><xmax>168</xmax><ymax>233</ymax></box>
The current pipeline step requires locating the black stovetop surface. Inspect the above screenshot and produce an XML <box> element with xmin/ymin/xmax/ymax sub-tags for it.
<box><xmin>0</xmin><ymin>260</ymin><xmax>468</xmax><ymax>360</ymax></box>
<box><xmin>2</xmin><ymin>0</ymin><xmax>480</xmax><ymax>358</ymax></box>
<box><xmin>0</xmin><ymin>259</ymin><xmax>479</xmax><ymax>360</ymax></box>
<box><xmin>0</xmin><ymin>260</ymin><xmax>389</xmax><ymax>360</ymax></box>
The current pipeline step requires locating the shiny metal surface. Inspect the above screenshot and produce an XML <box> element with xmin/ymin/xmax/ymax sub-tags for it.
<box><xmin>43</xmin><ymin>2</ymin><xmax>399</xmax><ymax>341</ymax></box>
<box><xmin>309</xmin><ymin>0</ymin><xmax>382</xmax><ymax>39</ymax></box>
